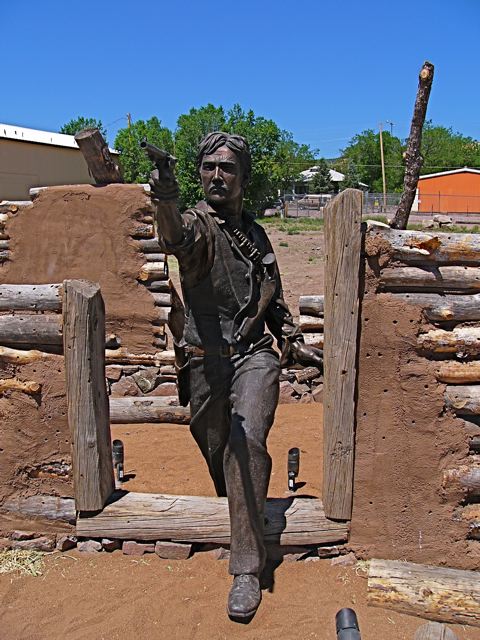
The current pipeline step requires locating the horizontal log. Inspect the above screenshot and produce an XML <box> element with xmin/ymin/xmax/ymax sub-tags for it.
<box><xmin>146</xmin><ymin>280</ymin><xmax>172</xmax><ymax>293</ymax></box>
<box><xmin>299</xmin><ymin>315</ymin><xmax>324</xmax><ymax>332</ymax></box>
<box><xmin>368</xmin><ymin>558</ymin><xmax>480</xmax><ymax>627</ymax></box>
<box><xmin>76</xmin><ymin>492</ymin><xmax>349</xmax><ymax>545</ymax></box>
<box><xmin>109</xmin><ymin>397</ymin><xmax>187</xmax><ymax>424</ymax></box>
<box><xmin>436</xmin><ymin>362</ymin><xmax>480</xmax><ymax>384</ymax></box>
<box><xmin>0</xmin><ymin>284</ymin><xmax>62</xmax><ymax>311</ymax></box>
<box><xmin>0</xmin><ymin>240</ymin><xmax>9</xmax><ymax>250</ymax></box>
<box><xmin>442</xmin><ymin>463</ymin><xmax>480</xmax><ymax>496</ymax></box>
<box><xmin>299</xmin><ymin>295</ymin><xmax>324</xmax><ymax>316</ymax></box>
<box><xmin>138</xmin><ymin>238</ymin><xmax>163</xmax><ymax>253</ymax></box>
<box><xmin>131</xmin><ymin>224</ymin><xmax>154</xmax><ymax>239</ymax></box>
<box><xmin>446</xmin><ymin>386</ymin><xmax>480</xmax><ymax>416</ymax></box>
<box><xmin>367</xmin><ymin>226</ymin><xmax>480</xmax><ymax>265</ymax></box>
<box><xmin>0</xmin><ymin>346</ymin><xmax>49</xmax><ymax>363</ymax></box>
<box><xmin>418</xmin><ymin>328</ymin><xmax>480</xmax><ymax>356</ymax></box>
<box><xmin>294</xmin><ymin>366</ymin><xmax>322</xmax><ymax>384</ymax></box>
<box><xmin>379</xmin><ymin>266</ymin><xmax>480</xmax><ymax>293</ymax></box>
<box><xmin>0</xmin><ymin>314</ymin><xmax>62</xmax><ymax>345</ymax></box>
<box><xmin>138</xmin><ymin>262</ymin><xmax>168</xmax><ymax>282</ymax></box>
<box><xmin>0</xmin><ymin>377</ymin><xmax>41</xmax><ymax>394</ymax></box>
<box><xmin>395</xmin><ymin>292</ymin><xmax>480</xmax><ymax>323</ymax></box>
<box><xmin>153</xmin><ymin>307</ymin><xmax>170</xmax><ymax>325</ymax></box>
<box><xmin>2</xmin><ymin>495</ymin><xmax>76</xmax><ymax>523</ymax></box>
<box><xmin>151</xmin><ymin>292</ymin><xmax>171</xmax><ymax>307</ymax></box>
<box><xmin>145</xmin><ymin>253</ymin><xmax>166</xmax><ymax>263</ymax></box>
<box><xmin>105</xmin><ymin>348</ymin><xmax>175</xmax><ymax>366</ymax></box>
<box><xmin>0</xmin><ymin>250</ymin><xmax>10</xmax><ymax>261</ymax></box>
<box><xmin>303</xmin><ymin>332</ymin><xmax>324</xmax><ymax>349</ymax></box>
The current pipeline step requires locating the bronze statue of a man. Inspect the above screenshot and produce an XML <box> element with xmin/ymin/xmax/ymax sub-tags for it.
<box><xmin>149</xmin><ymin>132</ymin><xmax>322</xmax><ymax>620</ymax></box>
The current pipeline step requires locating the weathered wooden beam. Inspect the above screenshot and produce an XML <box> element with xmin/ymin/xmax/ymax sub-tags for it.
<box><xmin>442</xmin><ymin>463</ymin><xmax>480</xmax><ymax>497</ymax></box>
<box><xmin>145</xmin><ymin>253</ymin><xmax>166</xmax><ymax>263</ymax></box>
<box><xmin>63</xmin><ymin>280</ymin><xmax>115</xmax><ymax>512</ymax></box>
<box><xmin>109</xmin><ymin>397</ymin><xmax>188</xmax><ymax>424</ymax></box>
<box><xmin>303</xmin><ymin>333</ymin><xmax>324</xmax><ymax>349</ymax></box>
<box><xmin>76</xmin><ymin>492</ymin><xmax>349</xmax><ymax>545</ymax></box>
<box><xmin>0</xmin><ymin>284</ymin><xmax>62</xmax><ymax>311</ymax></box>
<box><xmin>299</xmin><ymin>315</ymin><xmax>324</xmax><ymax>332</ymax></box>
<box><xmin>380</xmin><ymin>266</ymin><xmax>480</xmax><ymax>293</ymax></box>
<box><xmin>368</xmin><ymin>558</ymin><xmax>480</xmax><ymax>627</ymax></box>
<box><xmin>2</xmin><ymin>495</ymin><xmax>76</xmax><ymax>523</ymax></box>
<box><xmin>131</xmin><ymin>223</ymin><xmax>154</xmax><ymax>239</ymax></box>
<box><xmin>418</xmin><ymin>328</ymin><xmax>480</xmax><ymax>356</ymax></box>
<box><xmin>105</xmin><ymin>348</ymin><xmax>175</xmax><ymax>366</ymax></box>
<box><xmin>445</xmin><ymin>385</ymin><xmax>480</xmax><ymax>416</ymax></box>
<box><xmin>146</xmin><ymin>280</ymin><xmax>172</xmax><ymax>293</ymax></box>
<box><xmin>138</xmin><ymin>262</ymin><xmax>168</xmax><ymax>282</ymax></box>
<box><xmin>391</xmin><ymin>61</ymin><xmax>434</xmax><ymax>230</ymax></box>
<box><xmin>0</xmin><ymin>314</ymin><xmax>62</xmax><ymax>345</ymax></box>
<box><xmin>368</xmin><ymin>227</ymin><xmax>480</xmax><ymax>266</ymax></box>
<box><xmin>0</xmin><ymin>346</ymin><xmax>48</xmax><ymax>364</ymax></box>
<box><xmin>0</xmin><ymin>377</ymin><xmax>41</xmax><ymax>395</ymax></box>
<box><xmin>139</xmin><ymin>238</ymin><xmax>164</xmax><ymax>253</ymax></box>
<box><xmin>299</xmin><ymin>295</ymin><xmax>324</xmax><ymax>316</ymax></box>
<box><xmin>323</xmin><ymin>188</ymin><xmax>363</xmax><ymax>520</ymax></box>
<box><xmin>394</xmin><ymin>292</ymin><xmax>480</xmax><ymax>323</ymax></box>
<box><xmin>74</xmin><ymin>128</ymin><xmax>123</xmax><ymax>184</ymax></box>
<box><xmin>414</xmin><ymin>622</ymin><xmax>459</xmax><ymax>640</ymax></box>
<box><xmin>435</xmin><ymin>361</ymin><xmax>480</xmax><ymax>384</ymax></box>
<box><xmin>151</xmin><ymin>292</ymin><xmax>171</xmax><ymax>307</ymax></box>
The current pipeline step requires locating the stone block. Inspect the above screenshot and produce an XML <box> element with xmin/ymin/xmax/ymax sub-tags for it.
<box><xmin>132</xmin><ymin>367</ymin><xmax>160</xmax><ymax>393</ymax></box>
<box><xmin>149</xmin><ymin>382</ymin><xmax>178</xmax><ymax>396</ymax></box>
<box><xmin>12</xmin><ymin>536</ymin><xmax>55</xmax><ymax>552</ymax></box>
<box><xmin>110</xmin><ymin>376</ymin><xmax>141</xmax><ymax>397</ymax></box>
<box><xmin>56</xmin><ymin>535</ymin><xmax>77</xmax><ymax>551</ymax></box>
<box><xmin>101</xmin><ymin>538</ymin><xmax>121</xmax><ymax>552</ymax></box>
<box><xmin>10</xmin><ymin>530</ymin><xmax>35</xmax><ymax>541</ymax></box>
<box><xmin>105</xmin><ymin>366</ymin><xmax>123</xmax><ymax>382</ymax></box>
<box><xmin>122</xmin><ymin>541</ymin><xmax>155</xmax><ymax>556</ymax></box>
<box><xmin>77</xmin><ymin>540</ymin><xmax>103</xmax><ymax>553</ymax></box>
<box><xmin>154</xmin><ymin>541</ymin><xmax>192</xmax><ymax>560</ymax></box>
<box><xmin>331</xmin><ymin>551</ymin><xmax>357</xmax><ymax>566</ymax></box>
<box><xmin>279</xmin><ymin>380</ymin><xmax>296</xmax><ymax>404</ymax></box>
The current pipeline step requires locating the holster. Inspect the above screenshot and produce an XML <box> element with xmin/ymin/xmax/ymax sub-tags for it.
<box><xmin>174</xmin><ymin>340</ymin><xmax>191</xmax><ymax>407</ymax></box>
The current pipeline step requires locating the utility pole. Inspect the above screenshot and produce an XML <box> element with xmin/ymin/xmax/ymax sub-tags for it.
<box><xmin>379</xmin><ymin>122</ymin><xmax>387</xmax><ymax>213</ymax></box>
<box><xmin>127</xmin><ymin>113</ymin><xmax>132</xmax><ymax>128</ymax></box>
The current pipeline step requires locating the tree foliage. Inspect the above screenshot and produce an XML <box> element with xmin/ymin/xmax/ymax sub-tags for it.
<box><xmin>309</xmin><ymin>159</ymin><xmax>333</xmax><ymax>194</ymax></box>
<box><xmin>114</xmin><ymin>117</ymin><xmax>174</xmax><ymax>184</ymax></box>
<box><xmin>421</xmin><ymin>121</ymin><xmax>480</xmax><ymax>173</ymax></box>
<box><xmin>60</xmin><ymin>116</ymin><xmax>107</xmax><ymax>139</ymax></box>
<box><xmin>340</xmin><ymin>160</ymin><xmax>361</xmax><ymax>190</ymax></box>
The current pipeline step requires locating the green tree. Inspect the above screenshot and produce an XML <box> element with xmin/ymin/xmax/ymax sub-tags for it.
<box><xmin>340</xmin><ymin>129</ymin><xmax>404</xmax><ymax>192</ymax></box>
<box><xmin>340</xmin><ymin>160</ymin><xmax>361</xmax><ymax>189</ymax></box>
<box><xmin>60</xmin><ymin>116</ymin><xmax>107</xmax><ymax>139</ymax></box>
<box><xmin>309</xmin><ymin>159</ymin><xmax>333</xmax><ymax>194</ymax></box>
<box><xmin>421</xmin><ymin>121</ymin><xmax>480</xmax><ymax>173</ymax></box>
<box><xmin>114</xmin><ymin>117</ymin><xmax>174</xmax><ymax>183</ymax></box>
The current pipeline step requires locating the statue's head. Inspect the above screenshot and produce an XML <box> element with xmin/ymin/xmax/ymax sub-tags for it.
<box><xmin>197</xmin><ymin>132</ymin><xmax>251</xmax><ymax>209</ymax></box>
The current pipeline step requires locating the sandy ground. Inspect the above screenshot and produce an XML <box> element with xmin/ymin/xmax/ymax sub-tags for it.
<box><xmin>2</xmin><ymin>227</ymin><xmax>480</xmax><ymax>640</ymax></box>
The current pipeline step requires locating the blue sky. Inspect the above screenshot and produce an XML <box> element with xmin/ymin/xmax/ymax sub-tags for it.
<box><xmin>3</xmin><ymin>0</ymin><xmax>479</xmax><ymax>157</ymax></box>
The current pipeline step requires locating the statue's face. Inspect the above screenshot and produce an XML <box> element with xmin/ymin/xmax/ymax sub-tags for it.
<box><xmin>200</xmin><ymin>146</ymin><xmax>244</xmax><ymax>208</ymax></box>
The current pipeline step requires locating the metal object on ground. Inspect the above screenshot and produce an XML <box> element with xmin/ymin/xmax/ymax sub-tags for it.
<box><xmin>336</xmin><ymin>608</ymin><xmax>361</xmax><ymax>640</ymax></box>
<box><xmin>112</xmin><ymin>439</ymin><xmax>124</xmax><ymax>483</ymax></box>
<box><xmin>288</xmin><ymin>447</ymin><xmax>300</xmax><ymax>491</ymax></box>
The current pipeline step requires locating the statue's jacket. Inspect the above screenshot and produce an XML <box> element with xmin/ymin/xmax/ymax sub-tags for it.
<box><xmin>160</xmin><ymin>202</ymin><xmax>302</xmax><ymax>404</ymax></box>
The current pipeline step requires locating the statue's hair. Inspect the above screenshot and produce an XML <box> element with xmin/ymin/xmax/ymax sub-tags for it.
<box><xmin>197</xmin><ymin>131</ymin><xmax>251</xmax><ymax>185</ymax></box>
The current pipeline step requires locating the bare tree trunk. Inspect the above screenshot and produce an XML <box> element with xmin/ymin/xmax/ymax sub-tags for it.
<box><xmin>391</xmin><ymin>61</ymin><xmax>434</xmax><ymax>229</ymax></box>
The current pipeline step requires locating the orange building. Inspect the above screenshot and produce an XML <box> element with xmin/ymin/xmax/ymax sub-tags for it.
<box><xmin>417</xmin><ymin>168</ymin><xmax>480</xmax><ymax>214</ymax></box>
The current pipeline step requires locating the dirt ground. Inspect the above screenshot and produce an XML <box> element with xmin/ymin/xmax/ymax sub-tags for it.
<box><xmin>2</xmin><ymin>227</ymin><xmax>479</xmax><ymax>640</ymax></box>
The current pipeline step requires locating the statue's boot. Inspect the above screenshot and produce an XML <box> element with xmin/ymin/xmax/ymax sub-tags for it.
<box><xmin>227</xmin><ymin>574</ymin><xmax>261</xmax><ymax>621</ymax></box>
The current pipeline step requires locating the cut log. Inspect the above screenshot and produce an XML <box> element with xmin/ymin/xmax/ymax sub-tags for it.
<box><xmin>105</xmin><ymin>348</ymin><xmax>175</xmax><ymax>366</ymax></box>
<box><xmin>139</xmin><ymin>238</ymin><xmax>163</xmax><ymax>253</ymax></box>
<box><xmin>146</xmin><ymin>280</ymin><xmax>172</xmax><ymax>293</ymax></box>
<box><xmin>151</xmin><ymin>292</ymin><xmax>171</xmax><ymax>307</ymax></box>
<box><xmin>153</xmin><ymin>307</ymin><xmax>170</xmax><ymax>324</ymax></box>
<box><xmin>2</xmin><ymin>495</ymin><xmax>76</xmax><ymax>523</ymax></box>
<box><xmin>299</xmin><ymin>295</ymin><xmax>324</xmax><ymax>316</ymax></box>
<box><xmin>418</xmin><ymin>328</ymin><xmax>480</xmax><ymax>356</ymax></box>
<box><xmin>380</xmin><ymin>266</ymin><xmax>480</xmax><ymax>293</ymax></box>
<box><xmin>131</xmin><ymin>224</ymin><xmax>154</xmax><ymax>239</ymax></box>
<box><xmin>145</xmin><ymin>253</ymin><xmax>166</xmax><ymax>263</ymax></box>
<box><xmin>368</xmin><ymin>558</ymin><xmax>480</xmax><ymax>627</ymax></box>
<box><xmin>395</xmin><ymin>292</ymin><xmax>480</xmax><ymax>323</ymax></box>
<box><xmin>138</xmin><ymin>262</ymin><xmax>168</xmax><ymax>282</ymax></box>
<box><xmin>442</xmin><ymin>463</ymin><xmax>480</xmax><ymax>497</ymax></box>
<box><xmin>303</xmin><ymin>332</ymin><xmax>324</xmax><ymax>349</ymax></box>
<box><xmin>76</xmin><ymin>492</ymin><xmax>349</xmax><ymax>545</ymax></box>
<box><xmin>0</xmin><ymin>377</ymin><xmax>41</xmax><ymax>394</ymax></box>
<box><xmin>299</xmin><ymin>315</ymin><xmax>324</xmax><ymax>332</ymax></box>
<box><xmin>294</xmin><ymin>367</ymin><xmax>322</xmax><ymax>384</ymax></box>
<box><xmin>0</xmin><ymin>314</ymin><xmax>62</xmax><ymax>345</ymax></box>
<box><xmin>368</xmin><ymin>227</ymin><xmax>480</xmax><ymax>266</ymax></box>
<box><xmin>63</xmin><ymin>280</ymin><xmax>114</xmax><ymax>511</ymax></box>
<box><xmin>74</xmin><ymin>128</ymin><xmax>123</xmax><ymax>184</ymax></box>
<box><xmin>445</xmin><ymin>385</ymin><xmax>480</xmax><ymax>416</ymax></box>
<box><xmin>0</xmin><ymin>346</ymin><xmax>48</xmax><ymax>364</ymax></box>
<box><xmin>391</xmin><ymin>61</ymin><xmax>434</xmax><ymax>230</ymax></box>
<box><xmin>323</xmin><ymin>188</ymin><xmax>363</xmax><ymax>520</ymax></box>
<box><xmin>109</xmin><ymin>397</ymin><xmax>188</xmax><ymax>424</ymax></box>
<box><xmin>0</xmin><ymin>240</ymin><xmax>9</xmax><ymax>250</ymax></box>
<box><xmin>0</xmin><ymin>250</ymin><xmax>9</xmax><ymax>262</ymax></box>
<box><xmin>414</xmin><ymin>622</ymin><xmax>458</xmax><ymax>640</ymax></box>
<box><xmin>436</xmin><ymin>362</ymin><xmax>480</xmax><ymax>384</ymax></box>
<box><xmin>0</xmin><ymin>284</ymin><xmax>61</xmax><ymax>311</ymax></box>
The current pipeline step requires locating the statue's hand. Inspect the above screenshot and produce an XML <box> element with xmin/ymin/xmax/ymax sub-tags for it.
<box><xmin>291</xmin><ymin>341</ymin><xmax>324</xmax><ymax>371</ymax></box>
<box><xmin>149</xmin><ymin>166</ymin><xmax>179</xmax><ymax>202</ymax></box>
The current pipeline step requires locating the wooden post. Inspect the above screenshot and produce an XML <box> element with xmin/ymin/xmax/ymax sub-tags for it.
<box><xmin>74</xmin><ymin>128</ymin><xmax>123</xmax><ymax>184</ymax></box>
<box><xmin>63</xmin><ymin>280</ymin><xmax>114</xmax><ymax>511</ymax></box>
<box><xmin>323</xmin><ymin>189</ymin><xmax>363</xmax><ymax>520</ymax></box>
<box><xmin>379</xmin><ymin>123</ymin><xmax>387</xmax><ymax>213</ymax></box>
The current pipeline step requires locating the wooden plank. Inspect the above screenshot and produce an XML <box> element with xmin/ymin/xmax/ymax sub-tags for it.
<box><xmin>74</xmin><ymin>128</ymin><xmax>123</xmax><ymax>184</ymax></box>
<box><xmin>109</xmin><ymin>397</ymin><xmax>189</xmax><ymax>424</ymax></box>
<box><xmin>394</xmin><ymin>292</ymin><xmax>480</xmax><ymax>323</ymax></box>
<box><xmin>0</xmin><ymin>284</ymin><xmax>62</xmax><ymax>311</ymax></box>
<box><xmin>63</xmin><ymin>280</ymin><xmax>114</xmax><ymax>511</ymax></box>
<box><xmin>76</xmin><ymin>492</ymin><xmax>349</xmax><ymax>545</ymax></box>
<box><xmin>379</xmin><ymin>266</ymin><xmax>480</xmax><ymax>293</ymax></box>
<box><xmin>418</xmin><ymin>328</ymin><xmax>480</xmax><ymax>356</ymax></box>
<box><xmin>0</xmin><ymin>314</ymin><xmax>62</xmax><ymax>345</ymax></box>
<box><xmin>323</xmin><ymin>188</ymin><xmax>363</xmax><ymax>520</ymax></box>
<box><xmin>368</xmin><ymin>226</ymin><xmax>480</xmax><ymax>265</ymax></box>
<box><xmin>299</xmin><ymin>295</ymin><xmax>324</xmax><ymax>316</ymax></box>
<box><xmin>2</xmin><ymin>495</ymin><xmax>76</xmax><ymax>523</ymax></box>
<box><xmin>368</xmin><ymin>559</ymin><xmax>480</xmax><ymax>627</ymax></box>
